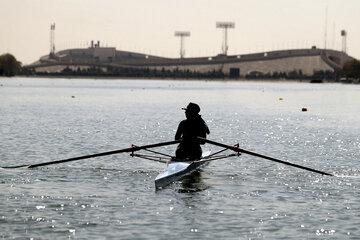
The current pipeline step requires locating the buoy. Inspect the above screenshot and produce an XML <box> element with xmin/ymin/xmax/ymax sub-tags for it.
<box><xmin>302</xmin><ymin>107</ymin><xmax>307</xmax><ymax>112</ymax></box>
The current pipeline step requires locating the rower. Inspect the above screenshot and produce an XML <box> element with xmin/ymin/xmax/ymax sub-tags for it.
<box><xmin>174</xmin><ymin>102</ymin><xmax>210</xmax><ymax>161</ymax></box>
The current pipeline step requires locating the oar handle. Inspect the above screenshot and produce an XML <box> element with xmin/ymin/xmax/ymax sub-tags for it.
<box><xmin>198</xmin><ymin>137</ymin><xmax>333</xmax><ymax>176</ymax></box>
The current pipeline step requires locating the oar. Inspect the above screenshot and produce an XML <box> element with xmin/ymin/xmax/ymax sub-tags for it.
<box><xmin>2</xmin><ymin>140</ymin><xmax>181</xmax><ymax>169</ymax></box>
<box><xmin>199</xmin><ymin>137</ymin><xmax>333</xmax><ymax>176</ymax></box>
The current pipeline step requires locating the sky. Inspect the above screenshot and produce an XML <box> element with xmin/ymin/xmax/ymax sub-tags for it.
<box><xmin>1</xmin><ymin>0</ymin><xmax>359</xmax><ymax>64</ymax></box>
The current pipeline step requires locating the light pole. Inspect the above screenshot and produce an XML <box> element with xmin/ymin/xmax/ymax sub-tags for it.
<box><xmin>216</xmin><ymin>22</ymin><xmax>235</xmax><ymax>55</ymax></box>
<box><xmin>175</xmin><ymin>31</ymin><xmax>190</xmax><ymax>58</ymax></box>
<box><xmin>341</xmin><ymin>30</ymin><xmax>347</xmax><ymax>54</ymax></box>
<box><xmin>50</xmin><ymin>23</ymin><xmax>56</xmax><ymax>56</ymax></box>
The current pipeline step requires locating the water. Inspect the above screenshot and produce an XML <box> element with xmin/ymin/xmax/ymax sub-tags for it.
<box><xmin>0</xmin><ymin>77</ymin><xmax>359</xmax><ymax>239</ymax></box>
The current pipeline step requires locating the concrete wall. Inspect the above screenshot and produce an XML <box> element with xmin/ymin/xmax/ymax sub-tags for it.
<box><xmin>151</xmin><ymin>55</ymin><xmax>332</xmax><ymax>75</ymax></box>
<box><xmin>93</xmin><ymin>48</ymin><xmax>116</xmax><ymax>62</ymax></box>
<box><xmin>140</xmin><ymin>49</ymin><xmax>353</xmax><ymax>75</ymax></box>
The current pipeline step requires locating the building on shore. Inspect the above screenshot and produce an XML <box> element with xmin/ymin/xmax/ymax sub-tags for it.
<box><xmin>26</xmin><ymin>43</ymin><xmax>354</xmax><ymax>78</ymax></box>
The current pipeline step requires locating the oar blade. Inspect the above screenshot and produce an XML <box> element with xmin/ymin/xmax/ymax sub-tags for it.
<box><xmin>2</xmin><ymin>165</ymin><xmax>30</xmax><ymax>169</ymax></box>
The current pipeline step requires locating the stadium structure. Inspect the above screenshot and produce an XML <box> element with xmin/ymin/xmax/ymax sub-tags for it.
<box><xmin>27</xmin><ymin>41</ymin><xmax>353</xmax><ymax>78</ymax></box>
<box><xmin>26</xmin><ymin>23</ymin><xmax>355</xmax><ymax>78</ymax></box>
<box><xmin>26</xmin><ymin>22</ymin><xmax>357</xmax><ymax>78</ymax></box>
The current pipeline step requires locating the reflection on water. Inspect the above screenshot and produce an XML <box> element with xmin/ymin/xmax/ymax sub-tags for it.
<box><xmin>0</xmin><ymin>78</ymin><xmax>359</xmax><ymax>239</ymax></box>
<box><xmin>177</xmin><ymin>170</ymin><xmax>210</xmax><ymax>193</ymax></box>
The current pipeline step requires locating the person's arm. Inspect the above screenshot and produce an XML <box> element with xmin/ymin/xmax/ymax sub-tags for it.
<box><xmin>175</xmin><ymin>122</ymin><xmax>183</xmax><ymax>140</ymax></box>
<box><xmin>198</xmin><ymin>119</ymin><xmax>210</xmax><ymax>144</ymax></box>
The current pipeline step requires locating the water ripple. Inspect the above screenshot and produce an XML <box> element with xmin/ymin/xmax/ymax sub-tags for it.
<box><xmin>0</xmin><ymin>78</ymin><xmax>359</xmax><ymax>239</ymax></box>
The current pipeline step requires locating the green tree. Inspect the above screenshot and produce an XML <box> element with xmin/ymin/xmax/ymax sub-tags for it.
<box><xmin>0</xmin><ymin>53</ymin><xmax>20</xmax><ymax>76</ymax></box>
<box><xmin>341</xmin><ymin>59</ymin><xmax>360</xmax><ymax>79</ymax></box>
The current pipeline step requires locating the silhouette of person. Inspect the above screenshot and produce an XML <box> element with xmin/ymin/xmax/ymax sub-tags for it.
<box><xmin>175</xmin><ymin>102</ymin><xmax>210</xmax><ymax>161</ymax></box>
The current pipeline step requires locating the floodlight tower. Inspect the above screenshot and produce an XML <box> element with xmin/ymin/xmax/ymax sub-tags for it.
<box><xmin>216</xmin><ymin>22</ymin><xmax>235</xmax><ymax>55</ymax></box>
<box><xmin>175</xmin><ymin>31</ymin><xmax>190</xmax><ymax>58</ymax></box>
<box><xmin>324</xmin><ymin>6</ymin><xmax>328</xmax><ymax>49</ymax></box>
<box><xmin>50</xmin><ymin>23</ymin><xmax>56</xmax><ymax>56</ymax></box>
<box><xmin>341</xmin><ymin>30</ymin><xmax>347</xmax><ymax>53</ymax></box>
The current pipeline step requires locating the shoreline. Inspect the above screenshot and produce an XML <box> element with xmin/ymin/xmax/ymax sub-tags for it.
<box><xmin>1</xmin><ymin>75</ymin><xmax>358</xmax><ymax>84</ymax></box>
<box><xmin>0</xmin><ymin>75</ymin><xmax>335</xmax><ymax>83</ymax></box>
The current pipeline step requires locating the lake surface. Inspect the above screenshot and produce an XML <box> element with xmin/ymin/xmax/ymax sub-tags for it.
<box><xmin>0</xmin><ymin>77</ymin><xmax>359</xmax><ymax>239</ymax></box>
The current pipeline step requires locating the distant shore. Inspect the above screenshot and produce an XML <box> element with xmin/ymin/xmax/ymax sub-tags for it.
<box><xmin>5</xmin><ymin>75</ymin><xmax>358</xmax><ymax>84</ymax></box>
<box><xmin>5</xmin><ymin>75</ymin><xmax>303</xmax><ymax>82</ymax></box>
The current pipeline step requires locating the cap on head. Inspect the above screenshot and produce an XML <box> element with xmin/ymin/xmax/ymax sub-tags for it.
<box><xmin>182</xmin><ymin>102</ymin><xmax>200</xmax><ymax>114</ymax></box>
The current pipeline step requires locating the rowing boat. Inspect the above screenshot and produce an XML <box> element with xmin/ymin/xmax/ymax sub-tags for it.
<box><xmin>1</xmin><ymin>137</ymin><xmax>333</xmax><ymax>189</ymax></box>
<box><xmin>154</xmin><ymin>151</ymin><xmax>211</xmax><ymax>188</ymax></box>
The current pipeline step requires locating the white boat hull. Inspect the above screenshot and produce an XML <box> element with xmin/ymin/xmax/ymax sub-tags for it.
<box><xmin>155</xmin><ymin>151</ymin><xmax>210</xmax><ymax>188</ymax></box>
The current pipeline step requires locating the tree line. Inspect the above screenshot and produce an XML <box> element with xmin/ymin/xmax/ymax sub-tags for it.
<box><xmin>0</xmin><ymin>54</ymin><xmax>20</xmax><ymax>76</ymax></box>
<box><xmin>34</xmin><ymin>66</ymin><xmax>227</xmax><ymax>79</ymax></box>
<box><xmin>337</xmin><ymin>59</ymin><xmax>360</xmax><ymax>79</ymax></box>
<box><xmin>31</xmin><ymin>66</ymin><xmax>349</xmax><ymax>81</ymax></box>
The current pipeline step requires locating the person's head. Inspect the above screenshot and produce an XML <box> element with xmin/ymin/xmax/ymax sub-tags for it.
<box><xmin>182</xmin><ymin>102</ymin><xmax>200</xmax><ymax>119</ymax></box>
